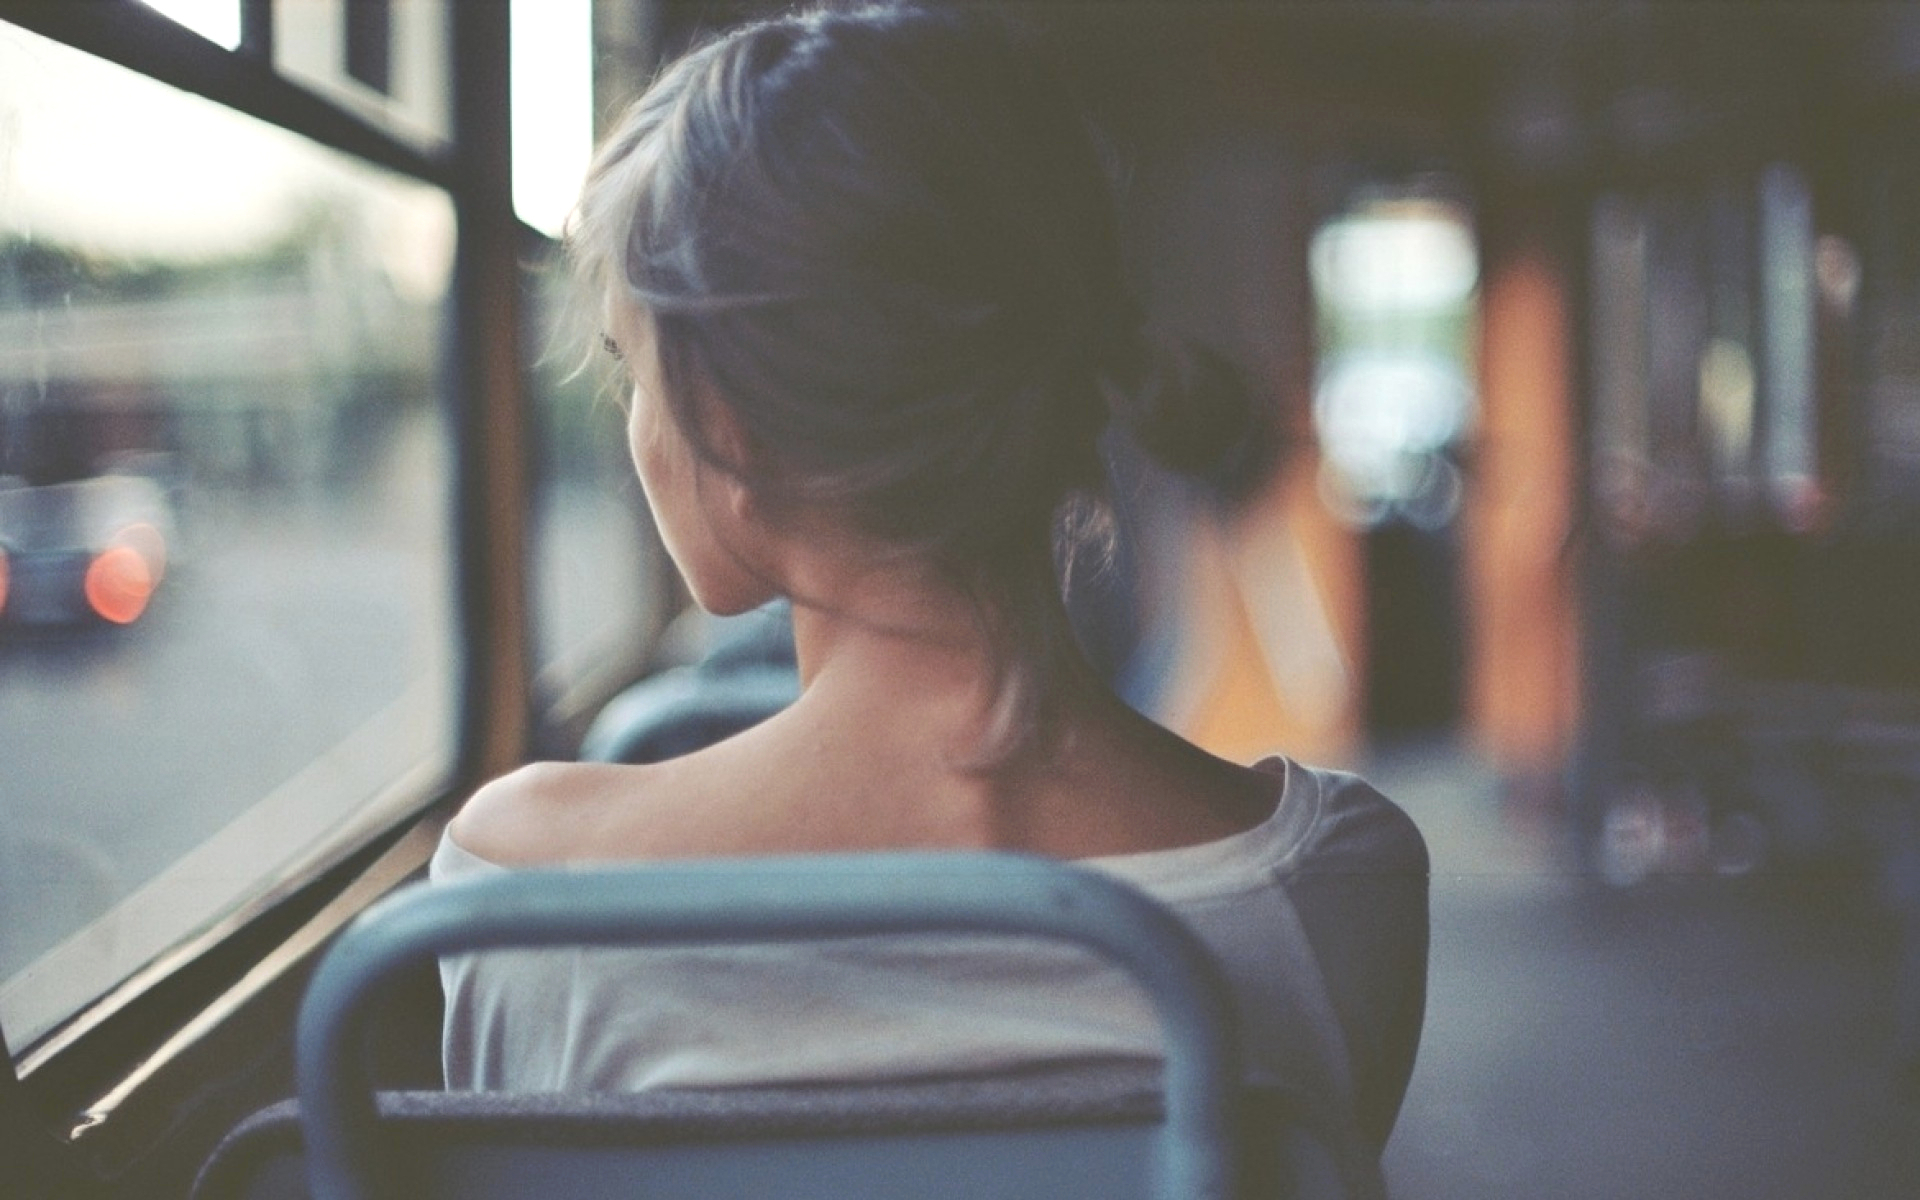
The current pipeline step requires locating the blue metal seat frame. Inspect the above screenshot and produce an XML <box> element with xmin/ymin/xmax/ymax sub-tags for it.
<box><xmin>196</xmin><ymin>853</ymin><xmax>1345</xmax><ymax>1199</ymax></box>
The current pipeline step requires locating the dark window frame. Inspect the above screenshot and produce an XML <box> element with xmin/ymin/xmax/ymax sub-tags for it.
<box><xmin>0</xmin><ymin>0</ymin><xmax>531</xmax><ymax>1171</ymax></box>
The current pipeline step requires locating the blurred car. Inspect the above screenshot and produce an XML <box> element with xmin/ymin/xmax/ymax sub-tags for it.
<box><xmin>0</xmin><ymin>473</ymin><xmax>174</xmax><ymax>628</ymax></box>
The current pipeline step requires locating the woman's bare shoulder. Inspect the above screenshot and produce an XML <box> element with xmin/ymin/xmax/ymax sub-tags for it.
<box><xmin>446</xmin><ymin>741</ymin><xmax>796</xmax><ymax>866</ymax></box>
<box><xmin>447</xmin><ymin>760</ymin><xmax>665</xmax><ymax>867</ymax></box>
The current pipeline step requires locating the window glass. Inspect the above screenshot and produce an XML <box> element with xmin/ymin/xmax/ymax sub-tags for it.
<box><xmin>134</xmin><ymin>0</ymin><xmax>243</xmax><ymax>50</ymax></box>
<box><xmin>0</xmin><ymin>23</ymin><xmax>458</xmax><ymax>1051</ymax></box>
<box><xmin>510</xmin><ymin>0</ymin><xmax>593</xmax><ymax>239</ymax></box>
<box><xmin>526</xmin><ymin>248</ymin><xmax>663</xmax><ymax>735</ymax></box>
<box><xmin>274</xmin><ymin>0</ymin><xmax>450</xmax><ymax>148</ymax></box>
<box><xmin>1310</xmin><ymin>189</ymin><xmax>1479</xmax><ymax>530</ymax></box>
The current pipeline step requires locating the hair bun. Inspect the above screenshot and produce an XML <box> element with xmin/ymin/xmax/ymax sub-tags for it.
<box><xmin>1103</xmin><ymin>328</ymin><xmax>1271</xmax><ymax>501</ymax></box>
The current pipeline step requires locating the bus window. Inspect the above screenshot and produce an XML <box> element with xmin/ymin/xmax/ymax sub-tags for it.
<box><xmin>1310</xmin><ymin>185</ymin><xmax>1479</xmax><ymax>738</ymax></box>
<box><xmin>509</xmin><ymin>0</ymin><xmax>668</xmax><ymax>745</ymax></box>
<box><xmin>272</xmin><ymin>0</ymin><xmax>451</xmax><ymax>150</ymax></box>
<box><xmin>0</xmin><ymin>21</ymin><xmax>459</xmax><ymax>1052</ymax></box>
<box><xmin>526</xmin><ymin>244</ymin><xmax>667</xmax><ymax>743</ymax></box>
<box><xmin>133</xmin><ymin>1</ymin><xmax>241</xmax><ymax>51</ymax></box>
<box><xmin>1310</xmin><ymin>188</ymin><xmax>1479</xmax><ymax>532</ymax></box>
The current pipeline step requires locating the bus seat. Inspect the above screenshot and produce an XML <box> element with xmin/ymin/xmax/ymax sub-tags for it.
<box><xmin>191</xmin><ymin>1063</ymin><xmax>1346</xmax><ymax>1200</ymax></box>
<box><xmin>578</xmin><ymin>602</ymin><xmax>798</xmax><ymax>764</ymax></box>
<box><xmin>193</xmin><ymin>853</ymin><xmax>1353</xmax><ymax>1199</ymax></box>
<box><xmin>576</xmin><ymin>663</ymin><xmax>797</xmax><ymax>764</ymax></box>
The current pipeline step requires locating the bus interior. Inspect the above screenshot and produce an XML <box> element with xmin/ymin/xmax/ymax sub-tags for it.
<box><xmin>4</xmin><ymin>2</ymin><xmax>1920</xmax><ymax>1197</ymax></box>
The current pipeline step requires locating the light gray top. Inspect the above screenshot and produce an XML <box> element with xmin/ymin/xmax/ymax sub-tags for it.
<box><xmin>434</xmin><ymin>757</ymin><xmax>1426</xmax><ymax>1162</ymax></box>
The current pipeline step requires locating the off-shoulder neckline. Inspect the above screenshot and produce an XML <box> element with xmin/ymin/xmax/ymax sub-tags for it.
<box><xmin>435</xmin><ymin>755</ymin><xmax>1317</xmax><ymax>895</ymax></box>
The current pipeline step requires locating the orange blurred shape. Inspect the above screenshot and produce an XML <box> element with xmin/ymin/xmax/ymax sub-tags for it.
<box><xmin>85</xmin><ymin>544</ymin><xmax>155</xmax><ymax>625</ymax></box>
<box><xmin>0</xmin><ymin>547</ymin><xmax>9</xmax><ymax>616</ymax></box>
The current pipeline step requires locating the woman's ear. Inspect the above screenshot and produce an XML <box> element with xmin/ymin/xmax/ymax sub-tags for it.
<box><xmin>720</xmin><ymin>464</ymin><xmax>757</xmax><ymax>524</ymax></box>
<box><xmin>694</xmin><ymin>376</ymin><xmax>758</xmax><ymax>469</ymax></box>
<box><xmin>697</xmin><ymin>393</ymin><xmax>763</xmax><ymax>524</ymax></box>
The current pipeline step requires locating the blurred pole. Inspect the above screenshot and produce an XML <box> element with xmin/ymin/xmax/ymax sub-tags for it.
<box><xmin>1464</xmin><ymin>206</ymin><xmax>1581</xmax><ymax>807</ymax></box>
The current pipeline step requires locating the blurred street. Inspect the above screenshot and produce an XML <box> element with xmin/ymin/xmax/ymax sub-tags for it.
<box><xmin>1373</xmin><ymin>741</ymin><xmax>1920</xmax><ymax>1199</ymax></box>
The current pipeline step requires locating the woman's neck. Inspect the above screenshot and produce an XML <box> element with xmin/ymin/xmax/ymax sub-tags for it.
<box><xmin>791</xmin><ymin>576</ymin><xmax>994</xmax><ymax>698</ymax></box>
<box><xmin>783</xmin><ymin>560</ymin><xmax>1086</xmax><ymax>765</ymax></box>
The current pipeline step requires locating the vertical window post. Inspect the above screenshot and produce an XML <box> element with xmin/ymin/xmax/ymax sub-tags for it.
<box><xmin>238</xmin><ymin>0</ymin><xmax>272</xmax><ymax>60</ymax></box>
<box><xmin>451</xmin><ymin>2</ymin><xmax>532</xmax><ymax>779</ymax></box>
<box><xmin>345</xmin><ymin>0</ymin><xmax>393</xmax><ymax>95</ymax></box>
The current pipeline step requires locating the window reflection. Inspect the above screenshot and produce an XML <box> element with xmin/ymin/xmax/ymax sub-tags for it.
<box><xmin>0</xmin><ymin>23</ymin><xmax>457</xmax><ymax>1050</ymax></box>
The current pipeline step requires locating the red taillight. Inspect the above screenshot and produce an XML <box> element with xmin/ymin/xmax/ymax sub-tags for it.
<box><xmin>85</xmin><ymin>544</ymin><xmax>154</xmax><ymax>625</ymax></box>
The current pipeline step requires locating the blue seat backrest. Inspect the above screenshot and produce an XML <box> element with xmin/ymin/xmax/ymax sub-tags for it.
<box><xmin>193</xmin><ymin>853</ymin><xmax>1352</xmax><ymax>1200</ymax></box>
